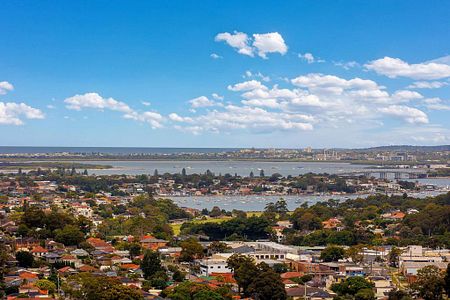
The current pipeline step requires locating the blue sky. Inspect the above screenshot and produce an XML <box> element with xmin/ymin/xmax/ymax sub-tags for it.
<box><xmin>1</xmin><ymin>0</ymin><xmax>449</xmax><ymax>148</ymax></box>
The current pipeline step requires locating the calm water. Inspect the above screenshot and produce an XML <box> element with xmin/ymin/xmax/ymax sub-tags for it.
<box><xmin>168</xmin><ymin>190</ymin><xmax>448</xmax><ymax>211</ymax></box>
<box><xmin>0</xmin><ymin>147</ymin><xmax>240</xmax><ymax>154</ymax></box>
<box><xmin>83</xmin><ymin>160</ymin><xmax>380</xmax><ymax>177</ymax></box>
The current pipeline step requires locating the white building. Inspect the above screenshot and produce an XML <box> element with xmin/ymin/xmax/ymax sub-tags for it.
<box><xmin>198</xmin><ymin>259</ymin><xmax>232</xmax><ymax>276</ymax></box>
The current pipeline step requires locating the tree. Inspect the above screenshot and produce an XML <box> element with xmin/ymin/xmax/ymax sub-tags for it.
<box><xmin>275</xmin><ymin>199</ymin><xmax>289</xmax><ymax>219</ymax></box>
<box><xmin>54</xmin><ymin>225</ymin><xmax>84</xmax><ymax>246</ymax></box>
<box><xmin>388</xmin><ymin>290</ymin><xmax>412</xmax><ymax>300</ymax></box>
<box><xmin>208</xmin><ymin>241</ymin><xmax>230</xmax><ymax>254</ymax></box>
<box><xmin>227</xmin><ymin>254</ymin><xmax>258</xmax><ymax>296</ymax></box>
<box><xmin>16</xmin><ymin>251</ymin><xmax>34</xmax><ymax>268</ymax></box>
<box><xmin>259</xmin><ymin>169</ymin><xmax>265</xmax><ymax>177</ymax></box>
<box><xmin>179</xmin><ymin>238</ymin><xmax>204</xmax><ymax>262</ymax></box>
<box><xmin>141</xmin><ymin>250</ymin><xmax>164</xmax><ymax>279</ymax></box>
<box><xmin>411</xmin><ymin>265</ymin><xmax>445</xmax><ymax>300</ymax></box>
<box><xmin>444</xmin><ymin>263</ymin><xmax>450</xmax><ymax>297</ymax></box>
<box><xmin>172</xmin><ymin>269</ymin><xmax>185</xmax><ymax>282</ymax></box>
<box><xmin>388</xmin><ymin>247</ymin><xmax>403</xmax><ymax>267</ymax></box>
<box><xmin>249</xmin><ymin>171</ymin><xmax>254</xmax><ymax>178</ymax></box>
<box><xmin>64</xmin><ymin>273</ymin><xmax>143</xmax><ymax>300</ymax></box>
<box><xmin>320</xmin><ymin>245</ymin><xmax>345</xmax><ymax>262</ymax></box>
<box><xmin>209</xmin><ymin>206</ymin><xmax>222</xmax><ymax>218</ymax></box>
<box><xmin>331</xmin><ymin>276</ymin><xmax>374</xmax><ymax>296</ymax></box>
<box><xmin>247</xmin><ymin>266</ymin><xmax>287</xmax><ymax>300</ymax></box>
<box><xmin>355</xmin><ymin>288</ymin><xmax>375</xmax><ymax>300</ymax></box>
<box><xmin>35</xmin><ymin>279</ymin><xmax>56</xmax><ymax>295</ymax></box>
<box><xmin>181</xmin><ymin>168</ymin><xmax>187</xmax><ymax>177</ymax></box>
<box><xmin>345</xmin><ymin>245</ymin><xmax>364</xmax><ymax>264</ymax></box>
<box><xmin>162</xmin><ymin>281</ymin><xmax>230</xmax><ymax>300</ymax></box>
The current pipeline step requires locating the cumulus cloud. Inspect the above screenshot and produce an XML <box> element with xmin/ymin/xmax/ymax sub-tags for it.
<box><xmin>189</xmin><ymin>96</ymin><xmax>216</xmax><ymax>108</ymax></box>
<box><xmin>224</xmin><ymin>73</ymin><xmax>432</xmax><ymax>127</ymax></box>
<box><xmin>215</xmin><ymin>31</ymin><xmax>254</xmax><ymax>57</ymax></box>
<box><xmin>123</xmin><ymin>111</ymin><xmax>164</xmax><ymax>129</ymax></box>
<box><xmin>211</xmin><ymin>93</ymin><xmax>224</xmax><ymax>100</ymax></box>
<box><xmin>299</xmin><ymin>53</ymin><xmax>324</xmax><ymax>64</ymax></box>
<box><xmin>210</xmin><ymin>53</ymin><xmax>223</xmax><ymax>59</ymax></box>
<box><xmin>215</xmin><ymin>31</ymin><xmax>287</xmax><ymax>58</ymax></box>
<box><xmin>365</xmin><ymin>56</ymin><xmax>450</xmax><ymax>80</ymax></box>
<box><xmin>243</xmin><ymin>71</ymin><xmax>270</xmax><ymax>82</ymax></box>
<box><xmin>64</xmin><ymin>92</ymin><xmax>163</xmax><ymax>128</ymax></box>
<box><xmin>252</xmin><ymin>32</ymin><xmax>287</xmax><ymax>58</ymax></box>
<box><xmin>391</xmin><ymin>90</ymin><xmax>423</xmax><ymax>102</ymax></box>
<box><xmin>407</xmin><ymin>81</ymin><xmax>448</xmax><ymax>89</ymax></box>
<box><xmin>333</xmin><ymin>61</ymin><xmax>360</xmax><ymax>70</ymax></box>
<box><xmin>0</xmin><ymin>81</ymin><xmax>14</xmax><ymax>95</ymax></box>
<box><xmin>423</xmin><ymin>98</ymin><xmax>450</xmax><ymax>111</ymax></box>
<box><xmin>378</xmin><ymin>105</ymin><xmax>428</xmax><ymax>124</ymax></box>
<box><xmin>141</xmin><ymin>101</ymin><xmax>151</xmax><ymax>106</ymax></box>
<box><xmin>65</xmin><ymin>93</ymin><xmax>133</xmax><ymax>113</ymax></box>
<box><xmin>171</xmin><ymin>104</ymin><xmax>313</xmax><ymax>135</ymax></box>
<box><xmin>0</xmin><ymin>102</ymin><xmax>44</xmax><ymax>125</ymax></box>
<box><xmin>228</xmin><ymin>80</ymin><xmax>267</xmax><ymax>92</ymax></box>
<box><xmin>291</xmin><ymin>73</ymin><xmax>381</xmax><ymax>95</ymax></box>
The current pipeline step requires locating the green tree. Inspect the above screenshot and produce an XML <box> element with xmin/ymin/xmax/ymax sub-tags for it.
<box><xmin>16</xmin><ymin>251</ymin><xmax>34</xmax><ymax>268</ymax></box>
<box><xmin>209</xmin><ymin>206</ymin><xmax>222</xmax><ymax>218</ymax></box>
<box><xmin>54</xmin><ymin>225</ymin><xmax>84</xmax><ymax>246</ymax></box>
<box><xmin>64</xmin><ymin>273</ymin><xmax>143</xmax><ymax>300</ymax></box>
<box><xmin>388</xmin><ymin>247</ymin><xmax>403</xmax><ymax>267</ymax></box>
<box><xmin>355</xmin><ymin>288</ymin><xmax>375</xmax><ymax>300</ymax></box>
<box><xmin>208</xmin><ymin>241</ymin><xmax>230</xmax><ymax>254</ymax></box>
<box><xmin>320</xmin><ymin>245</ymin><xmax>345</xmax><ymax>262</ymax></box>
<box><xmin>444</xmin><ymin>263</ymin><xmax>450</xmax><ymax>297</ymax></box>
<box><xmin>179</xmin><ymin>238</ymin><xmax>204</xmax><ymax>262</ymax></box>
<box><xmin>227</xmin><ymin>254</ymin><xmax>258</xmax><ymax>296</ymax></box>
<box><xmin>345</xmin><ymin>245</ymin><xmax>364</xmax><ymax>264</ymax></box>
<box><xmin>388</xmin><ymin>290</ymin><xmax>412</xmax><ymax>300</ymax></box>
<box><xmin>35</xmin><ymin>279</ymin><xmax>56</xmax><ymax>295</ymax></box>
<box><xmin>411</xmin><ymin>265</ymin><xmax>445</xmax><ymax>300</ymax></box>
<box><xmin>247</xmin><ymin>266</ymin><xmax>287</xmax><ymax>300</ymax></box>
<box><xmin>141</xmin><ymin>250</ymin><xmax>163</xmax><ymax>279</ymax></box>
<box><xmin>331</xmin><ymin>276</ymin><xmax>374</xmax><ymax>296</ymax></box>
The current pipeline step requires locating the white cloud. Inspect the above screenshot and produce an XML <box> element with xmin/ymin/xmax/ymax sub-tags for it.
<box><xmin>171</xmin><ymin>104</ymin><xmax>313</xmax><ymax>134</ymax></box>
<box><xmin>0</xmin><ymin>81</ymin><xmax>14</xmax><ymax>95</ymax></box>
<box><xmin>378</xmin><ymin>105</ymin><xmax>429</xmax><ymax>124</ymax></box>
<box><xmin>210</xmin><ymin>53</ymin><xmax>223</xmax><ymax>59</ymax></box>
<box><xmin>189</xmin><ymin>96</ymin><xmax>216</xmax><ymax>108</ymax></box>
<box><xmin>333</xmin><ymin>61</ymin><xmax>360</xmax><ymax>70</ymax></box>
<box><xmin>46</xmin><ymin>104</ymin><xmax>56</xmax><ymax>109</ymax></box>
<box><xmin>64</xmin><ymin>92</ymin><xmax>164</xmax><ymax>128</ymax></box>
<box><xmin>228</xmin><ymin>80</ymin><xmax>267</xmax><ymax>92</ymax></box>
<box><xmin>215</xmin><ymin>31</ymin><xmax>288</xmax><ymax>59</ymax></box>
<box><xmin>243</xmin><ymin>70</ymin><xmax>270</xmax><ymax>82</ymax></box>
<box><xmin>212</xmin><ymin>93</ymin><xmax>224</xmax><ymax>100</ymax></box>
<box><xmin>141</xmin><ymin>101</ymin><xmax>151</xmax><ymax>106</ymax></box>
<box><xmin>252</xmin><ymin>32</ymin><xmax>287</xmax><ymax>59</ymax></box>
<box><xmin>65</xmin><ymin>93</ymin><xmax>133</xmax><ymax>113</ymax></box>
<box><xmin>123</xmin><ymin>111</ymin><xmax>164</xmax><ymax>129</ymax></box>
<box><xmin>0</xmin><ymin>102</ymin><xmax>44</xmax><ymax>125</ymax></box>
<box><xmin>215</xmin><ymin>31</ymin><xmax>254</xmax><ymax>57</ymax></box>
<box><xmin>391</xmin><ymin>90</ymin><xmax>423</xmax><ymax>102</ymax></box>
<box><xmin>407</xmin><ymin>81</ymin><xmax>448</xmax><ymax>89</ymax></box>
<box><xmin>169</xmin><ymin>113</ymin><xmax>193</xmax><ymax>122</ymax></box>
<box><xmin>291</xmin><ymin>73</ymin><xmax>381</xmax><ymax>95</ymax></box>
<box><xmin>365</xmin><ymin>56</ymin><xmax>450</xmax><ymax>80</ymax></box>
<box><xmin>423</xmin><ymin>98</ymin><xmax>450</xmax><ymax>111</ymax></box>
<box><xmin>299</xmin><ymin>53</ymin><xmax>324</xmax><ymax>64</ymax></box>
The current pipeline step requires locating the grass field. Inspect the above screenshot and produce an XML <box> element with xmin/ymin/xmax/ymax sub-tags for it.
<box><xmin>170</xmin><ymin>216</ymin><xmax>233</xmax><ymax>235</ymax></box>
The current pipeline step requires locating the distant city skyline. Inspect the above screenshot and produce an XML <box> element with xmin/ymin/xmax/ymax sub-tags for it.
<box><xmin>1</xmin><ymin>1</ymin><xmax>449</xmax><ymax>148</ymax></box>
